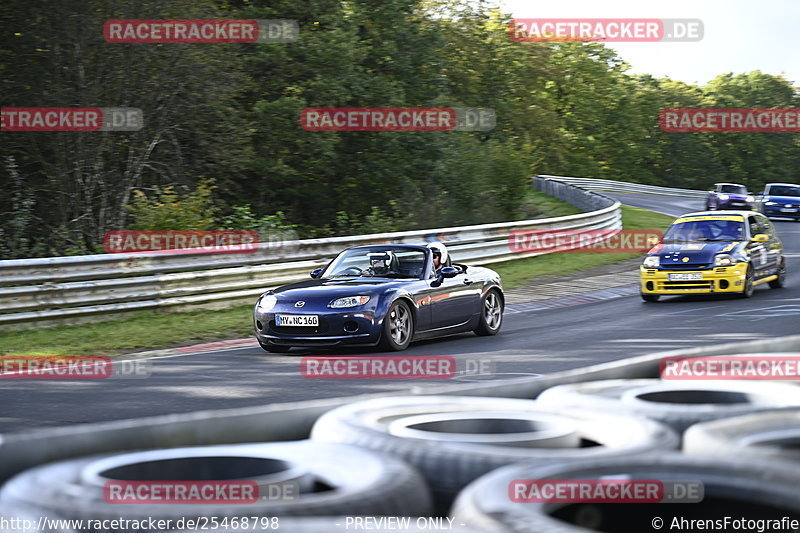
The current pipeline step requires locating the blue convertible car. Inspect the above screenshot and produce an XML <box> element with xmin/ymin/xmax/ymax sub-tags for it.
<box><xmin>253</xmin><ymin>243</ymin><xmax>504</xmax><ymax>352</ymax></box>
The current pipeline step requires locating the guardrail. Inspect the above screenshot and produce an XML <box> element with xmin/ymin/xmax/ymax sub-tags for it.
<box><xmin>540</xmin><ymin>175</ymin><xmax>708</xmax><ymax>198</ymax></box>
<box><xmin>0</xmin><ymin>175</ymin><xmax>705</xmax><ymax>331</ymax></box>
<box><xmin>0</xmin><ymin>176</ymin><xmax>628</xmax><ymax>331</ymax></box>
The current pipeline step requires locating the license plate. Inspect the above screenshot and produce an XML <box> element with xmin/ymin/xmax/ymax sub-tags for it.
<box><xmin>669</xmin><ymin>273</ymin><xmax>703</xmax><ymax>281</ymax></box>
<box><xmin>780</xmin><ymin>208</ymin><xmax>797</xmax><ymax>212</ymax></box>
<box><xmin>275</xmin><ymin>314</ymin><xmax>319</xmax><ymax>326</ymax></box>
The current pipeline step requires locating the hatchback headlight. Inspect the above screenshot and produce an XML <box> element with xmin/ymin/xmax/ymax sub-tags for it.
<box><xmin>765</xmin><ymin>201</ymin><xmax>777</xmax><ymax>206</ymax></box>
<box><xmin>257</xmin><ymin>294</ymin><xmax>277</xmax><ymax>312</ymax></box>
<box><xmin>643</xmin><ymin>256</ymin><xmax>660</xmax><ymax>268</ymax></box>
<box><xmin>329</xmin><ymin>295</ymin><xmax>371</xmax><ymax>308</ymax></box>
<box><xmin>718</xmin><ymin>194</ymin><xmax>729</xmax><ymax>200</ymax></box>
<box><xmin>714</xmin><ymin>254</ymin><xmax>735</xmax><ymax>267</ymax></box>
<box><xmin>745</xmin><ymin>196</ymin><xmax>755</xmax><ymax>203</ymax></box>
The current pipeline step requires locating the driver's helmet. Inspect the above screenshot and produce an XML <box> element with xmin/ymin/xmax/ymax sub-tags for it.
<box><xmin>426</xmin><ymin>242</ymin><xmax>449</xmax><ymax>266</ymax></box>
<box><xmin>367</xmin><ymin>251</ymin><xmax>394</xmax><ymax>274</ymax></box>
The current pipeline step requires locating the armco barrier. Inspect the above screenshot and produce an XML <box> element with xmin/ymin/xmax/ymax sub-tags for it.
<box><xmin>0</xmin><ymin>176</ymin><xmax>705</xmax><ymax>331</ymax></box>
<box><xmin>539</xmin><ymin>175</ymin><xmax>708</xmax><ymax>198</ymax></box>
<box><xmin>1</xmin><ymin>333</ymin><xmax>796</xmax><ymax>483</ymax></box>
<box><xmin>0</xmin><ymin>177</ymin><xmax>624</xmax><ymax>331</ymax></box>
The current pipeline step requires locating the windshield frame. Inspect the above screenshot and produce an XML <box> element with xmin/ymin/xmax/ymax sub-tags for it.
<box><xmin>718</xmin><ymin>184</ymin><xmax>747</xmax><ymax>194</ymax></box>
<box><xmin>662</xmin><ymin>216</ymin><xmax>747</xmax><ymax>243</ymax></box>
<box><xmin>766</xmin><ymin>185</ymin><xmax>800</xmax><ymax>197</ymax></box>
<box><xmin>321</xmin><ymin>245</ymin><xmax>431</xmax><ymax>280</ymax></box>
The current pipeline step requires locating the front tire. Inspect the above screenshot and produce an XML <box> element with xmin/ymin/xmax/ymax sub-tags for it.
<box><xmin>379</xmin><ymin>300</ymin><xmax>414</xmax><ymax>351</ymax></box>
<box><xmin>259</xmin><ymin>341</ymin><xmax>292</xmax><ymax>353</ymax></box>
<box><xmin>474</xmin><ymin>289</ymin><xmax>503</xmax><ymax>336</ymax></box>
<box><xmin>641</xmin><ymin>294</ymin><xmax>660</xmax><ymax>302</ymax></box>
<box><xmin>740</xmin><ymin>265</ymin><xmax>755</xmax><ymax>298</ymax></box>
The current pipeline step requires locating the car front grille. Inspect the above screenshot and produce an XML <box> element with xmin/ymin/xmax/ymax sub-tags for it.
<box><xmin>658</xmin><ymin>263</ymin><xmax>712</xmax><ymax>270</ymax></box>
<box><xmin>662</xmin><ymin>281</ymin><xmax>714</xmax><ymax>290</ymax></box>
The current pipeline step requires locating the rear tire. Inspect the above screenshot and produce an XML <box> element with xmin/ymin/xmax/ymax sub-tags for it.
<box><xmin>641</xmin><ymin>294</ymin><xmax>660</xmax><ymax>302</ymax></box>
<box><xmin>474</xmin><ymin>289</ymin><xmax>503</xmax><ymax>336</ymax></box>
<box><xmin>769</xmin><ymin>259</ymin><xmax>786</xmax><ymax>288</ymax></box>
<box><xmin>259</xmin><ymin>341</ymin><xmax>292</xmax><ymax>353</ymax></box>
<box><xmin>379</xmin><ymin>300</ymin><xmax>414</xmax><ymax>351</ymax></box>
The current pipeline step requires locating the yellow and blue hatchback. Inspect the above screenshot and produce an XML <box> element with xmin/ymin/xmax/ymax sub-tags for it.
<box><xmin>640</xmin><ymin>211</ymin><xmax>786</xmax><ymax>302</ymax></box>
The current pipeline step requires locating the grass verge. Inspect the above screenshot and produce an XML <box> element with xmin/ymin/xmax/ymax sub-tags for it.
<box><xmin>0</xmin><ymin>205</ymin><xmax>675</xmax><ymax>356</ymax></box>
<box><xmin>492</xmin><ymin>206</ymin><xmax>675</xmax><ymax>289</ymax></box>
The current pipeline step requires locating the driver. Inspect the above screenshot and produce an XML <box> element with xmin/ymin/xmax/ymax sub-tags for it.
<box><xmin>715</xmin><ymin>220</ymin><xmax>744</xmax><ymax>240</ymax></box>
<box><xmin>365</xmin><ymin>251</ymin><xmax>394</xmax><ymax>276</ymax></box>
<box><xmin>427</xmin><ymin>242</ymin><xmax>449</xmax><ymax>273</ymax></box>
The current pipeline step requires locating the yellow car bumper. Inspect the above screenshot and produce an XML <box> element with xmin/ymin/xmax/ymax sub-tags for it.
<box><xmin>640</xmin><ymin>262</ymin><xmax>749</xmax><ymax>295</ymax></box>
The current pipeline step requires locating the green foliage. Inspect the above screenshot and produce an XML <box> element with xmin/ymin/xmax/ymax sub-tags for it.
<box><xmin>0</xmin><ymin>0</ymin><xmax>798</xmax><ymax>258</ymax></box>
<box><xmin>126</xmin><ymin>180</ymin><xmax>217</xmax><ymax>231</ymax></box>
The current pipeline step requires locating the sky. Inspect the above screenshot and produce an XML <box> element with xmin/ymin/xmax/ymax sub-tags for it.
<box><xmin>500</xmin><ymin>0</ymin><xmax>800</xmax><ymax>87</ymax></box>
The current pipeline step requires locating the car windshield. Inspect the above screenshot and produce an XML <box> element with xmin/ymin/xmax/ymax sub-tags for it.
<box><xmin>323</xmin><ymin>247</ymin><xmax>426</xmax><ymax>278</ymax></box>
<box><xmin>663</xmin><ymin>218</ymin><xmax>746</xmax><ymax>242</ymax></box>
<box><xmin>719</xmin><ymin>185</ymin><xmax>746</xmax><ymax>194</ymax></box>
<box><xmin>767</xmin><ymin>185</ymin><xmax>800</xmax><ymax>197</ymax></box>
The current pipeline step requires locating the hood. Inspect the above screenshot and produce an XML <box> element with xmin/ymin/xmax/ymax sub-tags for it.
<box><xmin>765</xmin><ymin>195</ymin><xmax>800</xmax><ymax>204</ymax></box>
<box><xmin>651</xmin><ymin>241</ymin><xmax>741</xmax><ymax>266</ymax></box>
<box><xmin>270</xmin><ymin>277</ymin><xmax>409</xmax><ymax>297</ymax></box>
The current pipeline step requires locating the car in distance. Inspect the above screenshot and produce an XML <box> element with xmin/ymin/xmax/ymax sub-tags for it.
<box><xmin>253</xmin><ymin>244</ymin><xmax>504</xmax><ymax>352</ymax></box>
<box><xmin>757</xmin><ymin>183</ymin><xmax>800</xmax><ymax>221</ymax></box>
<box><xmin>705</xmin><ymin>183</ymin><xmax>755</xmax><ymax>211</ymax></box>
<box><xmin>640</xmin><ymin>211</ymin><xmax>785</xmax><ymax>302</ymax></box>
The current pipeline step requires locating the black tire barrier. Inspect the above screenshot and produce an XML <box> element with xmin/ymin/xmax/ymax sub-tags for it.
<box><xmin>451</xmin><ymin>454</ymin><xmax>800</xmax><ymax>533</ymax></box>
<box><xmin>684</xmin><ymin>408</ymin><xmax>800</xmax><ymax>463</ymax></box>
<box><xmin>310</xmin><ymin>395</ymin><xmax>678</xmax><ymax>512</ymax></box>
<box><xmin>537</xmin><ymin>379</ymin><xmax>800</xmax><ymax>432</ymax></box>
<box><xmin>0</xmin><ymin>441</ymin><xmax>432</xmax><ymax>527</ymax></box>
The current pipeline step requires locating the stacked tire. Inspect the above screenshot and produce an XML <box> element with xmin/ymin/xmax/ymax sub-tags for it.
<box><xmin>310</xmin><ymin>395</ymin><xmax>679</xmax><ymax>512</ymax></box>
<box><xmin>0</xmin><ymin>441</ymin><xmax>432</xmax><ymax>528</ymax></box>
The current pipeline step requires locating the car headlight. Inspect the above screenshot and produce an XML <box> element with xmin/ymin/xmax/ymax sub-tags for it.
<box><xmin>745</xmin><ymin>196</ymin><xmax>755</xmax><ymax>203</ymax></box>
<box><xmin>765</xmin><ymin>201</ymin><xmax>777</xmax><ymax>206</ymax></box>
<box><xmin>643</xmin><ymin>256</ymin><xmax>660</xmax><ymax>268</ymax></box>
<box><xmin>718</xmin><ymin>194</ymin><xmax>729</xmax><ymax>200</ymax></box>
<box><xmin>257</xmin><ymin>294</ymin><xmax>277</xmax><ymax>312</ymax></box>
<box><xmin>714</xmin><ymin>254</ymin><xmax>735</xmax><ymax>267</ymax></box>
<box><xmin>329</xmin><ymin>295</ymin><xmax>371</xmax><ymax>308</ymax></box>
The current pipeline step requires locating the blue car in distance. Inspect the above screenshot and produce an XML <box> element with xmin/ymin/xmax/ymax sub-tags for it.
<box><xmin>253</xmin><ymin>244</ymin><xmax>504</xmax><ymax>353</ymax></box>
<box><xmin>757</xmin><ymin>183</ymin><xmax>800</xmax><ymax>221</ymax></box>
<box><xmin>705</xmin><ymin>183</ymin><xmax>755</xmax><ymax>211</ymax></box>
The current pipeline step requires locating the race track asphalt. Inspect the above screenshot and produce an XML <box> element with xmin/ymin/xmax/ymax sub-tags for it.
<box><xmin>2</xmin><ymin>193</ymin><xmax>798</xmax><ymax>432</ymax></box>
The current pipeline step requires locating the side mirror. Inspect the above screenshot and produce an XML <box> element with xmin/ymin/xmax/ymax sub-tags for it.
<box><xmin>440</xmin><ymin>266</ymin><xmax>459</xmax><ymax>278</ymax></box>
<box><xmin>751</xmin><ymin>234</ymin><xmax>769</xmax><ymax>243</ymax></box>
<box><xmin>310</xmin><ymin>268</ymin><xmax>324</xmax><ymax>279</ymax></box>
<box><xmin>646</xmin><ymin>236</ymin><xmax>661</xmax><ymax>247</ymax></box>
